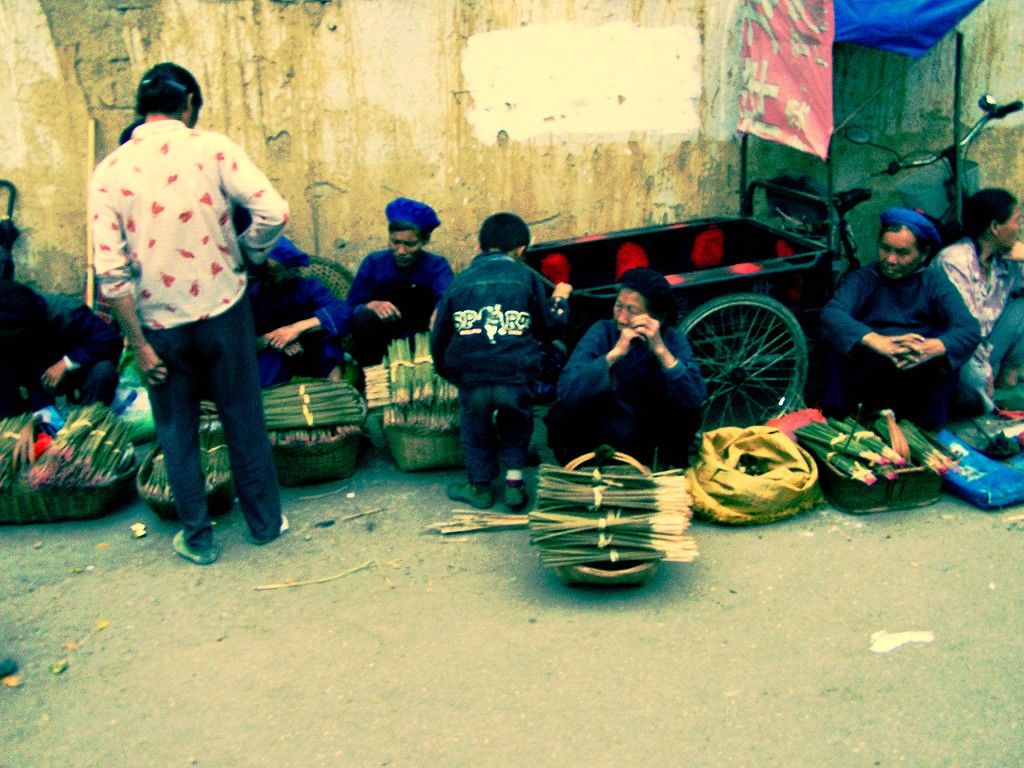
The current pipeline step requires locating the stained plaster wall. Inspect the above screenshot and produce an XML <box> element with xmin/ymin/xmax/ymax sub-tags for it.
<box><xmin>0</xmin><ymin>0</ymin><xmax>1021</xmax><ymax>295</ymax></box>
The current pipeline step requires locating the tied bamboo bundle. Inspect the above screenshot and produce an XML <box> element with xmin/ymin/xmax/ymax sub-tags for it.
<box><xmin>26</xmin><ymin>405</ymin><xmax>135</xmax><ymax>490</ymax></box>
<box><xmin>873</xmin><ymin>415</ymin><xmax>959</xmax><ymax>475</ymax></box>
<box><xmin>0</xmin><ymin>413</ymin><xmax>36</xmax><ymax>492</ymax></box>
<box><xmin>138</xmin><ymin>416</ymin><xmax>232</xmax><ymax>507</ymax></box>
<box><xmin>363</xmin><ymin>364</ymin><xmax>391</xmax><ymax>409</ymax></box>
<box><xmin>528</xmin><ymin>454</ymin><xmax>698</xmax><ymax>569</ymax></box>
<box><xmin>380</xmin><ymin>333</ymin><xmax>460</xmax><ymax>431</ymax></box>
<box><xmin>262</xmin><ymin>380</ymin><xmax>367</xmax><ymax>430</ymax></box>
<box><xmin>268</xmin><ymin>423</ymin><xmax>362</xmax><ymax>449</ymax></box>
<box><xmin>794</xmin><ymin>421</ymin><xmax>892</xmax><ymax>485</ymax></box>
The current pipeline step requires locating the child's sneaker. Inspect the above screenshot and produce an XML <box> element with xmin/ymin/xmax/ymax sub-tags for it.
<box><xmin>503</xmin><ymin>484</ymin><xmax>528</xmax><ymax>511</ymax></box>
<box><xmin>446</xmin><ymin>482</ymin><xmax>494</xmax><ymax>509</ymax></box>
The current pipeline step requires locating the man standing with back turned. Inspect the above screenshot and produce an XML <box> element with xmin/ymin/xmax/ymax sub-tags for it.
<box><xmin>89</xmin><ymin>62</ymin><xmax>289</xmax><ymax>564</ymax></box>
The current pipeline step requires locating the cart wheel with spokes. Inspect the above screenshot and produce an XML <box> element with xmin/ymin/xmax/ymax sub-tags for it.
<box><xmin>681</xmin><ymin>293</ymin><xmax>807</xmax><ymax>431</ymax></box>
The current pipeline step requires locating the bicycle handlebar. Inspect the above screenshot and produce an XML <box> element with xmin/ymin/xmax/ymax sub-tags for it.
<box><xmin>879</xmin><ymin>95</ymin><xmax>1022</xmax><ymax>175</ymax></box>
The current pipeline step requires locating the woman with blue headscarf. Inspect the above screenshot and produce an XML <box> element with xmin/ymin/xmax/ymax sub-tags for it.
<box><xmin>819</xmin><ymin>207</ymin><xmax>980</xmax><ymax>428</ymax></box>
<box><xmin>247</xmin><ymin>237</ymin><xmax>352</xmax><ymax>387</ymax></box>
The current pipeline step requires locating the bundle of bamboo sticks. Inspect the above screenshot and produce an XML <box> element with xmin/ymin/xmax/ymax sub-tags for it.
<box><xmin>138</xmin><ymin>416</ymin><xmax>231</xmax><ymax>503</ymax></box>
<box><xmin>795</xmin><ymin>412</ymin><xmax>957</xmax><ymax>484</ymax></box>
<box><xmin>372</xmin><ymin>334</ymin><xmax>460</xmax><ymax>431</ymax></box>
<box><xmin>262</xmin><ymin>380</ymin><xmax>366</xmax><ymax>430</ymax></box>
<box><xmin>0</xmin><ymin>413</ymin><xmax>35</xmax><ymax>492</ymax></box>
<box><xmin>26</xmin><ymin>404</ymin><xmax>135</xmax><ymax>490</ymax></box>
<box><xmin>528</xmin><ymin>460</ymin><xmax>698</xmax><ymax>568</ymax></box>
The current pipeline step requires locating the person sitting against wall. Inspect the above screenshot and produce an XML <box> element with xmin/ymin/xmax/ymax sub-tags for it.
<box><xmin>247</xmin><ymin>236</ymin><xmax>353</xmax><ymax>387</ymax></box>
<box><xmin>0</xmin><ymin>281</ymin><xmax>123</xmax><ymax>419</ymax></box>
<box><xmin>819</xmin><ymin>208</ymin><xmax>980</xmax><ymax>428</ymax></box>
<box><xmin>346</xmin><ymin>197</ymin><xmax>454</xmax><ymax>367</ymax></box>
<box><xmin>544</xmin><ymin>268</ymin><xmax>707</xmax><ymax>468</ymax></box>
<box><xmin>933</xmin><ymin>188</ymin><xmax>1024</xmax><ymax>412</ymax></box>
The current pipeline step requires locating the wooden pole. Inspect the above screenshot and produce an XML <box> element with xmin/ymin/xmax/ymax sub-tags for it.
<box><xmin>85</xmin><ymin>118</ymin><xmax>96</xmax><ymax>308</ymax></box>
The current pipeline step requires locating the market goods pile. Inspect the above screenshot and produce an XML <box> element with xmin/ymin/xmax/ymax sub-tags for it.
<box><xmin>137</xmin><ymin>415</ymin><xmax>231</xmax><ymax>508</ymax></box>
<box><xmin>262</xmin><ymin>380</ymin><xmax>366</xmax><ymax>431</ymax></box>
<box><xmin>794</xmin><ymin>411</ymin><xmax>957</xmax><ymax>485</ymax></box>
<box><xmin>11</xmin><ymin>404</ymin><xmax>135</xmax><ymax>490</ymax></box>
<box><xmin>364</xmin><ymin>333</ymin><xmax>459</xmax><ymax>430</ymax></box>
<box><xmin>528</xmin><ymin>454</ymin><xmax>698</xmax><ymax>568</ymax></box>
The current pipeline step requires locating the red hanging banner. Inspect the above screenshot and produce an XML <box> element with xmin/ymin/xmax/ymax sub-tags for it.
<box><xmin>737</xmin><ymin>0</ymin><xmax>835</xmax><ymax>160</ymax></box>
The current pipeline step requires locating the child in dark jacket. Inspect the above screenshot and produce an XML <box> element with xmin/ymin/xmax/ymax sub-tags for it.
<box><xmin>431</xmin><ymin>213</ymin><xmax>572</xmax><ymax>510</ymax></box>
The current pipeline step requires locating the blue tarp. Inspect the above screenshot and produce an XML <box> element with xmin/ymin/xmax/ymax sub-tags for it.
<box><xmin>835</xmin><ymin>0</ymin><xmax>985</xmax><ymax>57</ymax></box>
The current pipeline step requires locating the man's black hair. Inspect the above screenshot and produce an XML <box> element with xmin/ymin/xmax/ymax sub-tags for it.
<box><xmin>136</xmin><ymin>62</ymin><xmax>203</xmax><ymax>117</ymax></box>
<box><xmin>478</xmin><ymin>213</ymin><xmax>530</xmax><ymax>253</ymax></box>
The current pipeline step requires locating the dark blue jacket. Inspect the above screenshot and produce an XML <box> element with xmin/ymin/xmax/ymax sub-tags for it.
<box><xmin>347</xmin><ymin>249</ymin><xmax>454</xmax><ymax>310</ymax></box>
<box><xmin>556</xmin><ymin>318</ymin><xmax>707</xmax><ymax>423</ymax></box>
<box><xmin>820</xmin><ymin>262</ymin><xmax>980</xmax><ymax>370</ymax></box>
<box><xmin>430</xmin><ymin>252</ymin><xmax>567</xmax><ymax>387</ymax></box>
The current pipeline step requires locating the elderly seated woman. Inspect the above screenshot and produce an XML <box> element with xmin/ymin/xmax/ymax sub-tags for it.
<box><xmin>247</xmin><ymin>238</ymin><xmax>352</xmax><ymax>387</ymax></box>
<box><xmin>819</xmin><ymin>207</ymin><xmax>981</xmax><ymax>428</ymax></box>
<box><xmin>544</xmin><ymin>268</ymin><xmax>707</xmax><ymax>468</ymax></box>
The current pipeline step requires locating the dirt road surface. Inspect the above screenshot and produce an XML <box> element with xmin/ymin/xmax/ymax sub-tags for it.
<box><xmin>3</xmin><ymin>440</ymin><xmax>1023</xmax><ymax>767</ymax></box>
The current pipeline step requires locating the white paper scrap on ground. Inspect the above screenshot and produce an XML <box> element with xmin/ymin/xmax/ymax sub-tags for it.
<box><xmin>870</xmin><ymin>630</ymin><xmax>935</xmax><ymax>653</ymax></box>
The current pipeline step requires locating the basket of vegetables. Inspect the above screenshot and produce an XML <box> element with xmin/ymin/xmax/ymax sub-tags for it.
<box><xmin>262</xmin><ymin>379</ymin><xmax>367</xmax><ymax>486</ymax></box>
<box><xmin>0</xmin><ymin>405</ymin><xmax>137</xmax><ymax>525</ymax></box>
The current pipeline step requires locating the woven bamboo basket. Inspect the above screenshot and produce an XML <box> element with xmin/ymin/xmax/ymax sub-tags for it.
<box><xmin>271</xmin><ymin>429</ymin><xmax>362</xmax><ymax>486</ymax></box>
<box><xmin>0</xmin><ymin>463</ymin><xmax>137</xmax><ymax>525</ymax></box>
<box><xmin>384</xmin><ymin>424</ymin><xmax>463</xmax><ymax>472</ymax></box>
<box><xmin>537</xmin><ymin>450</ymin><xmax>667</xmax><ymax>587</ymax></box>
<box><xmin>135</xmin><ymin>447</ymin><xmax>235</xmax><ymax>520</ymax></box>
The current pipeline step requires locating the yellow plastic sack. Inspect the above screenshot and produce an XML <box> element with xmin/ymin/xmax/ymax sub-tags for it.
<box><xmin>686</xmin><ymin>425</ymin><xmax>823</xmax><ymax>525</ymax></box>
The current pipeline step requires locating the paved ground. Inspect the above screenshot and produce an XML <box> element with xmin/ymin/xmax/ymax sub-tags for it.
<box><xmin>3</xmin><ymin>431</ymin><xmax>1024</xmax><ymax>768</ymax></box>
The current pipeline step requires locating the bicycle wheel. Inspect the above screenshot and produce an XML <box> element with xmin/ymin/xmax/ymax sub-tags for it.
<box><xmin>682</xmin><ymin>293</ymin><xmax>807</xmax><ymax>431</ymax></box>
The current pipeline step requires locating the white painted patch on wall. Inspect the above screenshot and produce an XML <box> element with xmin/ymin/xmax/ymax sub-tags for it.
<box><xmin>461</xmin><ymin>22</ymin><xmax>702</xmax><ymax>144</ymax></box>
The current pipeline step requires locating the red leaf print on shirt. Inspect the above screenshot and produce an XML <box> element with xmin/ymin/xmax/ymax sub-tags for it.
<box><xmin>252</xmin><ymin>189</ymin><xmax>265</xmax><ymax>198</ymax></box>
<box><xmin>179</xmin><ymin>210</ymin><xmax>193</xmax><ymax>223</ymax></box>
<box><xmin>167</xmin><ymin>174</ymin><xmax>178</xmax><ymax>185</ymax></box>
<box><xmin>160</xmin><ymin>273</ymin><xmax>176</xmax><ymax>287</ymax></box>
<box><xmin>283</xmin><ymin>212</ymin><xmax>290</xmax><ymax>224</ymax></box>
<box><xmin>199</xmin><ymin>313</ymin><xmax>210</xmax><ymax>320</ymax></box>
<box><xmin>110</xmin><ymin>222</ymin><xmax>119</xmax><ymax>231</ymax></box>
<box><xmin>200</xmin><ymin>193</ymin><xmax>213</xmax><ymax>205</ymax></box>
<box><xmin>189</xmin><ymin>281</ymin><xmax>200</xmax><ymax>297</ymax></box>
<box><xmin>141</xmin><ymin>288</ymin><xmax>152</xmax><ymax>299</ymax></box>
<box><xmin>232</xmin><ymin>161</ymin><xmax>238</xmax><ymax>172</ymax></box>
<box><xmin>218</xmin><ymin>211</ymin><xmax>229</xmax><ymax>226</ymax></box>
<box><xmin>216</xmin><ymin>152</ymin><xmax>225</xmax><ymax>161</ymax></box>
<box><xmin>178</xmin><ymin>249</ymin><xmax>196</xmax><ymax>259</ymax></box>
<box><xmin>151</xmin><ymin>321</ymin><xmax>165</xmax><ymax>329</ymax></box>
<box><xmin>217</xmin><ymin>244</ymin><xmax>230</xmax><ymax>255</ymax></box>
<box><xmin>99</xmin><ymin>244</ymin><xmax>111</xmax><ymax>252</ymax></box>
<box><xmin>211</xmin><ymin>262</ymin><xmax>224</xmax><ymax>276</ymax></box>
<box><xmin>121</xmin><ymin>189</ymin><xmax>134</xmax><ymax>197</ymax></box>
<box><xmin>196</xmin><ymin>163</ymin><xmax>204</xmax><ymax>171</ymax></box>
<box><xmin>148</xmin><ymin>238</ymin><xmax>157</xmax><ymax>249</ymax></box>
<box><xmin>161</xmin><ymin>143</ymin><xmax>169</xmax><ymax>154</ymax></box>
<box><xmin>201</xmin><ymin>235</ymin><xmax>210</xmax><ymax>245</ymax></box>
<box><xmin>127</xmin><ymin>217</ymin><xmax>136</xmax><ymax>233</ymax></box>
<box><xmin>151</xmin><ymin>202</ymin><xmax>165</xmax><ymax>216</ymax></box>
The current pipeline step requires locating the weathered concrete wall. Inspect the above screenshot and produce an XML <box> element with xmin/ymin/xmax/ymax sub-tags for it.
<box><xmin>1</xmin><ymin>0</ymin><xmax>1021</xmax><ymax>293</ymax></box>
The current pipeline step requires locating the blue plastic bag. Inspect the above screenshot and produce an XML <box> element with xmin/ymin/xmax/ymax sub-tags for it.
<box><xmin>933</xmin><ymin>430</ymin><xmax>1024</xmax><ymax>510</ymax></box>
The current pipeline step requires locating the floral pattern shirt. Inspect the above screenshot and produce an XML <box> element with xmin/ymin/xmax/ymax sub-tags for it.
<box><xmin>89</xmin><ymin>119</ymin><xmax>289</xmax><ymax>330</ymax></box>
<box><xmin>934</xmin><ymin>237</ymin><xmax>1024</xmax><ymax>376</ymax></box>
